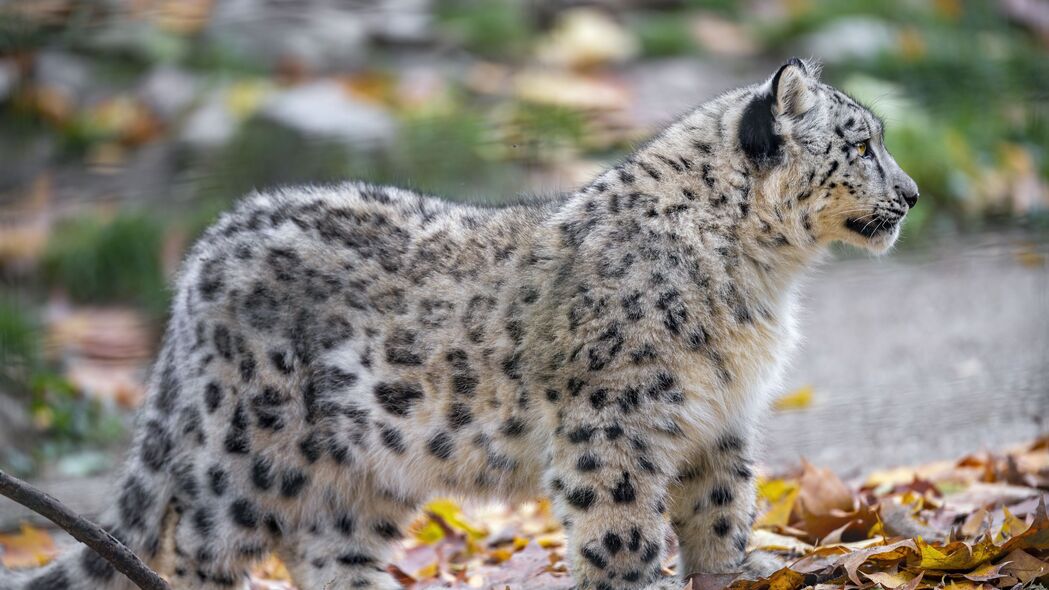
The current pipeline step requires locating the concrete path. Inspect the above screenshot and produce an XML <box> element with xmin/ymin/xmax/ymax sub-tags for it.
<box><xmin>764</xmin><ymin>231</ymin><xmax>1049</xmax><ymax>478</ymax></box>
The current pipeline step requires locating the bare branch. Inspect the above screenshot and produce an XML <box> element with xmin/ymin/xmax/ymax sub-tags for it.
<box><xmin>0</xmin><ymin>469</ymin><xmax>170</xmax><ymax>590</ymax></box>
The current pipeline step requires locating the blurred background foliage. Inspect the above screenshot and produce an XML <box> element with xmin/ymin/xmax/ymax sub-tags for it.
<box><xmin>0</xmin><ymin>0</ymin><xmax>1046</xmax><ymax>475</ymax></box>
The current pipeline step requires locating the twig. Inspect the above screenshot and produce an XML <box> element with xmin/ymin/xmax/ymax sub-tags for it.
<box><xmin>0</xmin><ymin>469</ymin><xmax>170</xmax><ymax>590</ymax></box>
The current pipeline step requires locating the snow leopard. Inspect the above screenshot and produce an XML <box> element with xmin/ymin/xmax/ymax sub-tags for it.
<box><xmin>3</xmin><ymin>58</ymin><xmax>917</xmax><ymax>590</ymax></box>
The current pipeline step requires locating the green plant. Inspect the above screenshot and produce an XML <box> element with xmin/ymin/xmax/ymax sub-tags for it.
<box><xmin>633</xmin><ymin>12</ymin><xmax>696</xmax><ymax>58</ymax></box>
<box><xmin>505</xmin><ymin>102</ymin><xmax>587</xmax><ymax>162</ymax></box>
<box><xmin>195</xmin><ymin>116</ymin><xmax>357</xmax><ymax>203</ymax></box>
<box><xmin>27</xmin><ymin>372</ymin><xmax>125</xmax><ymax>458</ymax></box>
<box><xmin>42</xmin><ymin>212</ymin><xmax>169</xmax><ymax>311</ymax></box>
<box><xmin>0</xmin><ymin>294</ymin><xmax>40</xmax><ymax>392</ymax></box>
<box><xmin>436</xmin><ymin>0</ymin><xmax>536</xmax><ymax>59</ymax></box>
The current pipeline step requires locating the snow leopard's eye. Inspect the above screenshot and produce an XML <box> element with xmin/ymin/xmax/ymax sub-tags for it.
<box><xmin>855</xmin><ymin>140</ymin><xmax>870</xmax><ymax>157</ymax></box>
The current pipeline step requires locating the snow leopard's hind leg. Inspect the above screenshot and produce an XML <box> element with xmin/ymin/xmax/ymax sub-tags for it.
<box><xmin>276</xmin><ymin>482</ymin><xmax>420</xmax><ymax>590</ymax></box>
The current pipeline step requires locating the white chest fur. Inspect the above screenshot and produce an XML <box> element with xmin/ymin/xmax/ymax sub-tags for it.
<box><xmin>673</xmin><ymin>289</ymin><xmax>800</xmax><ymax>450</ymax></box>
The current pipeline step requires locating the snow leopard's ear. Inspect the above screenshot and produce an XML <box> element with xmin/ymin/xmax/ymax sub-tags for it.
<box><xmin>771</xmin><ymin>57</ymin><xmax>817</xmax><ymax>119</ymax></box>
<box><xmin>738</xmin><ymin>57</ymin><xmax>816</xmax><ymax>166</ymax></box>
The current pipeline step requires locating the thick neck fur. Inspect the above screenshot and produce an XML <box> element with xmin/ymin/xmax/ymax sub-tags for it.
<box><xmin>540</xmin><ymin>85</ymin><xmax>827</xmax><ymax>329</ymax></box>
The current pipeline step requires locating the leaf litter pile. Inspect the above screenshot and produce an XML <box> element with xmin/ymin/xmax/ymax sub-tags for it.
<box><xmin>2</xmin><ymin>438</ymin><xmax>1047</xmax><ymax>589</ymax></box>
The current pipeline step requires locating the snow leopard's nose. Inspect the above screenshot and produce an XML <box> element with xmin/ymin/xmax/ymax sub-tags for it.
<box><xmin>899</xmin><ymin>184</ymin><xmax>918</xmax><ymax>209</ymax></box>
<box><xmin>894</xmin><ymin>174</ymin><xmax>919</xmax><ymax>209</ymax></box>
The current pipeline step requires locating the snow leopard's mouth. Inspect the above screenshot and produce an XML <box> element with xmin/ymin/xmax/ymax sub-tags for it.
<box><xmin>844</xmin><ymin>214</ymin><xmax>901</xmax><ymax>238</ymax></box>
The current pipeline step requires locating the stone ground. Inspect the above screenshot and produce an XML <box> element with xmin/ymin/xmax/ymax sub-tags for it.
<box><xmin>2</xmin><ymin>230</ymin><xmax>1047</xmax><ymax>529</ymax></box>
<box><xmin>767</xmin><ymin>230</ymin><xmax>1049</xmax><ymax>478</ymax></box>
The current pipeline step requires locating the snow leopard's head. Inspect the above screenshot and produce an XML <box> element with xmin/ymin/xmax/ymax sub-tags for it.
<box><xmin>739</xmin><ymin>58</ymin><xmax>919</xmax><ymax>253</ymax></box>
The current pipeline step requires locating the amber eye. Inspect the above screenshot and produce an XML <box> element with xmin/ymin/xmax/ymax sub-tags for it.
<box><xmin>855</xmin><ymin>140</ymin><xmax>869</xmax><ymax>157</ymax></box>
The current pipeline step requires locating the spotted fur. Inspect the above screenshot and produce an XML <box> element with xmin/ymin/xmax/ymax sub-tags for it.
<box><xmin>3</xmin><ymin>59</ymin><xmax>916</xmax><ymax>590</ymax></box>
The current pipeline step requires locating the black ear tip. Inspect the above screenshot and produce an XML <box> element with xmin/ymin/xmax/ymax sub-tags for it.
<box><xmin>771</xmin><ymin>57</ymin><xmax>808</xmax><ymax>100</ymax></box>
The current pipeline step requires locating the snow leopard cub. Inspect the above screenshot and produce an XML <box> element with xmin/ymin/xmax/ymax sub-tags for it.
<box><xmin>7</xmin><ymin>58</ymin><xmax>917</xmax><ymax>590</ymax></box>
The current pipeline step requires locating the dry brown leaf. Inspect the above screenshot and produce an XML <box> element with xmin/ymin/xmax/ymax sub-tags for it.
<box><xmin>838</xmin><ymin>538</ymin><xmax>918</xmax><ymax>585</ymax></box>
<box><xmin>999</xmin><ymin>549</ymin><xmax>1049</xmax><ymax>583</ymax></box>
<box><xmin>961</xmin><ymin>560</ymin><xmax>1008</xmax><ymax>582</ymax></box>
<box><xmin>962</xmin><ymin>508</ymin><xmax>989</xmax><ymax>537</ymax></box>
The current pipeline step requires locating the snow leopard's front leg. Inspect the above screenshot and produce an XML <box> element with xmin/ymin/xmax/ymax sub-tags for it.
<box><xmin>544</xmin><ymin>394</ymin><xmax>685</xmax><ymax>589</ymax></box>
<box><xmin>669</xmin><ymin>430</ymin><xmax>757</xmax><ymax>579</ymax></box>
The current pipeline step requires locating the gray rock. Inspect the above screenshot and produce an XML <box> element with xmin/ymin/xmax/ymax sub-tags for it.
<box><xmin>206</xmin><ymin>0</ymin><xmax>369</xmax><ymax>71</ymax></box>
<box><xmin>621</xmin><ymin>57</ymin><xmax>769</xmax><ymax>129</ymax></box>
<box><xmin>260</xmin><ymin>80</ymin><xmax>396</xmax><ymax>148</ymax></box>
<box><xmin>180</xmin><ymin>89</ymin><xmax>238</xmax><ymax>148</ymax></box>
<box><xmin>362</xmin><ymin>0</ymin><xmax>433</xmax><ymax>44</ymax></box>
<box><xmin>34</xmin><ymin>50</ymin><xmax>91</xmax><ymax>107</ymax></box>
<box><xmin>138</xmin><ymin>66</ymin><xmax>199</xmax><ymax>120</ymax></box>
<box><xmin>0</xmin><ymin>60</ymin><xmax>18</xmax><ymax>102</ymax></box>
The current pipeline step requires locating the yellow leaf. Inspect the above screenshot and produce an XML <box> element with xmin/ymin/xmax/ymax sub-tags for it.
<box><xmin>766</xmin><ymin>568</ymin><xmax>806</xmax><ymax>590</ymax></box>
<box><xmin>756</xmin><ymin>479</ymin><xmax>799</xmax><ymax>528</ymax></box>
<box><xmin>962</xmin><ymin>560</ymin><xmax>1007</xmax><ymax>582</ymax></box>
<box><xmin>0</xmin><ymin>524</ymin><xmax>56</xmax><ymax>569</ymax></box>
<box><xmin>414</xmin><ymin>561</ymin><xmax>439</xmax><ymax>580</ymax></box>
<box><xmin>225</xmin><ymin>81</ymin><xmax>272</xmax><ymax>119</ymax></box>
<box><xmin>487</xmin><ymin>548</ymin><xmax>514</xmax><ymax>564</ymax></box>
<box><xmin>251</xmin><ymin>554</ymin><xmax>291</xmax><ymax>581</ymax></box>
<box><xmin>757</xmin><ymin>478</ymin><xmax>797</xmax><ymax>502</ymax></box>
<box><xmin>424</xmin><ymin>498</ymin><xmax>488</xmax><ymax>540</ymax></box>
<box><xmin>915</xmin><ymin>537</ymin><xmax>1000</xmax><ymax>571</ymax></box>
<box><xmin>537</xmin><ymin>533</ymin><xmax>564</xmax><ymax>549</ymax></box>
<box><xmin>999</xmin><ymin>506</ymin><xmax>1029</xmax><ymax>540</ymax></box>
<box><xmin>774</xmin><ymin>386</ymin><xmax>813</xmax><ymax>411</ymax></box>
<box><xmin>413</xmin><ymin>519</ymin><xmax>446</xmax><ymax>544</ymax></box>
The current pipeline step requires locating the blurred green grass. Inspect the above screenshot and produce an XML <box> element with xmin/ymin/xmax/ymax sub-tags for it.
<box><xmin>42</xmin><ymin>213</ymin><xmax>169</xmax><ymax>313</ymax></box>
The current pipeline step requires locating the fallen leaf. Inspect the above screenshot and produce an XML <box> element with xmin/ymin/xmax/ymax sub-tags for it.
<box><xmin>251</xmin><ymin>554</ymin><xmax>291</xmax><ymax>582</ymax></box>
<box><xmin>998</xmin><ymin>506</ymin><xmax>1029</xmax><ymax>539</ymax></box>
<box><xmin>748</xmin><ymin>529</ymin><xmax>813</xmax><ymax>554</ymax></box>
<box><xmin>0</xmin><ymin>524</ymin><xmax>56</xmax><ymax>569</ymax></box>
<box><xmin>687</xmin><ymin>572</ymin><xmax>737</xmax><ymax>590</ymax></box>
<box><xmin>863</xmin><ymin>568</ymin><xmax>917</xmax><ymax>588</ymax></box>
<box><xmin>755</xmin><ymin>479</ymin><xmax>799</xmax><ymax>529</ymax></box>
<box><xmin>999</xmin><ymin>549</ymin><xmax>1049</xmax><ymax>582</ymax></box>
<box><xmin>961</xmin><ymin>559</ymin><xmax>1008</xmax><ymax>581</ymax></box>
<box><xmin>915</xmin><ymin>536</ymin><xmax>1000</xmax><ymax>571</ymax></box>
<box><xmin>797</xmin><ymin>460</ymin><xmax>855</xmax><ymax>517</ymax></box>
<box><xmin>998</xmin><ymin>496</ymin><xmax>1049</xmax><ymax>554</ymax></box>
<box><xmin>424</xmin><ymin>498</ymin><xmax>488</xmax><ymax>540</ymax></box>
<box><xmin>838</xmin><ymin>538</ymin><xmax>917</xmax><ymax>585</ymax></box>
<box><xmin>961</xmin><ymin>507</ymin><xmax>989</xmax><ymax>537</ymax></box>
<box><xmin>773</xmin><ymin>386</ymin><xmax>813</xmax><ymax>411</ymax></box>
